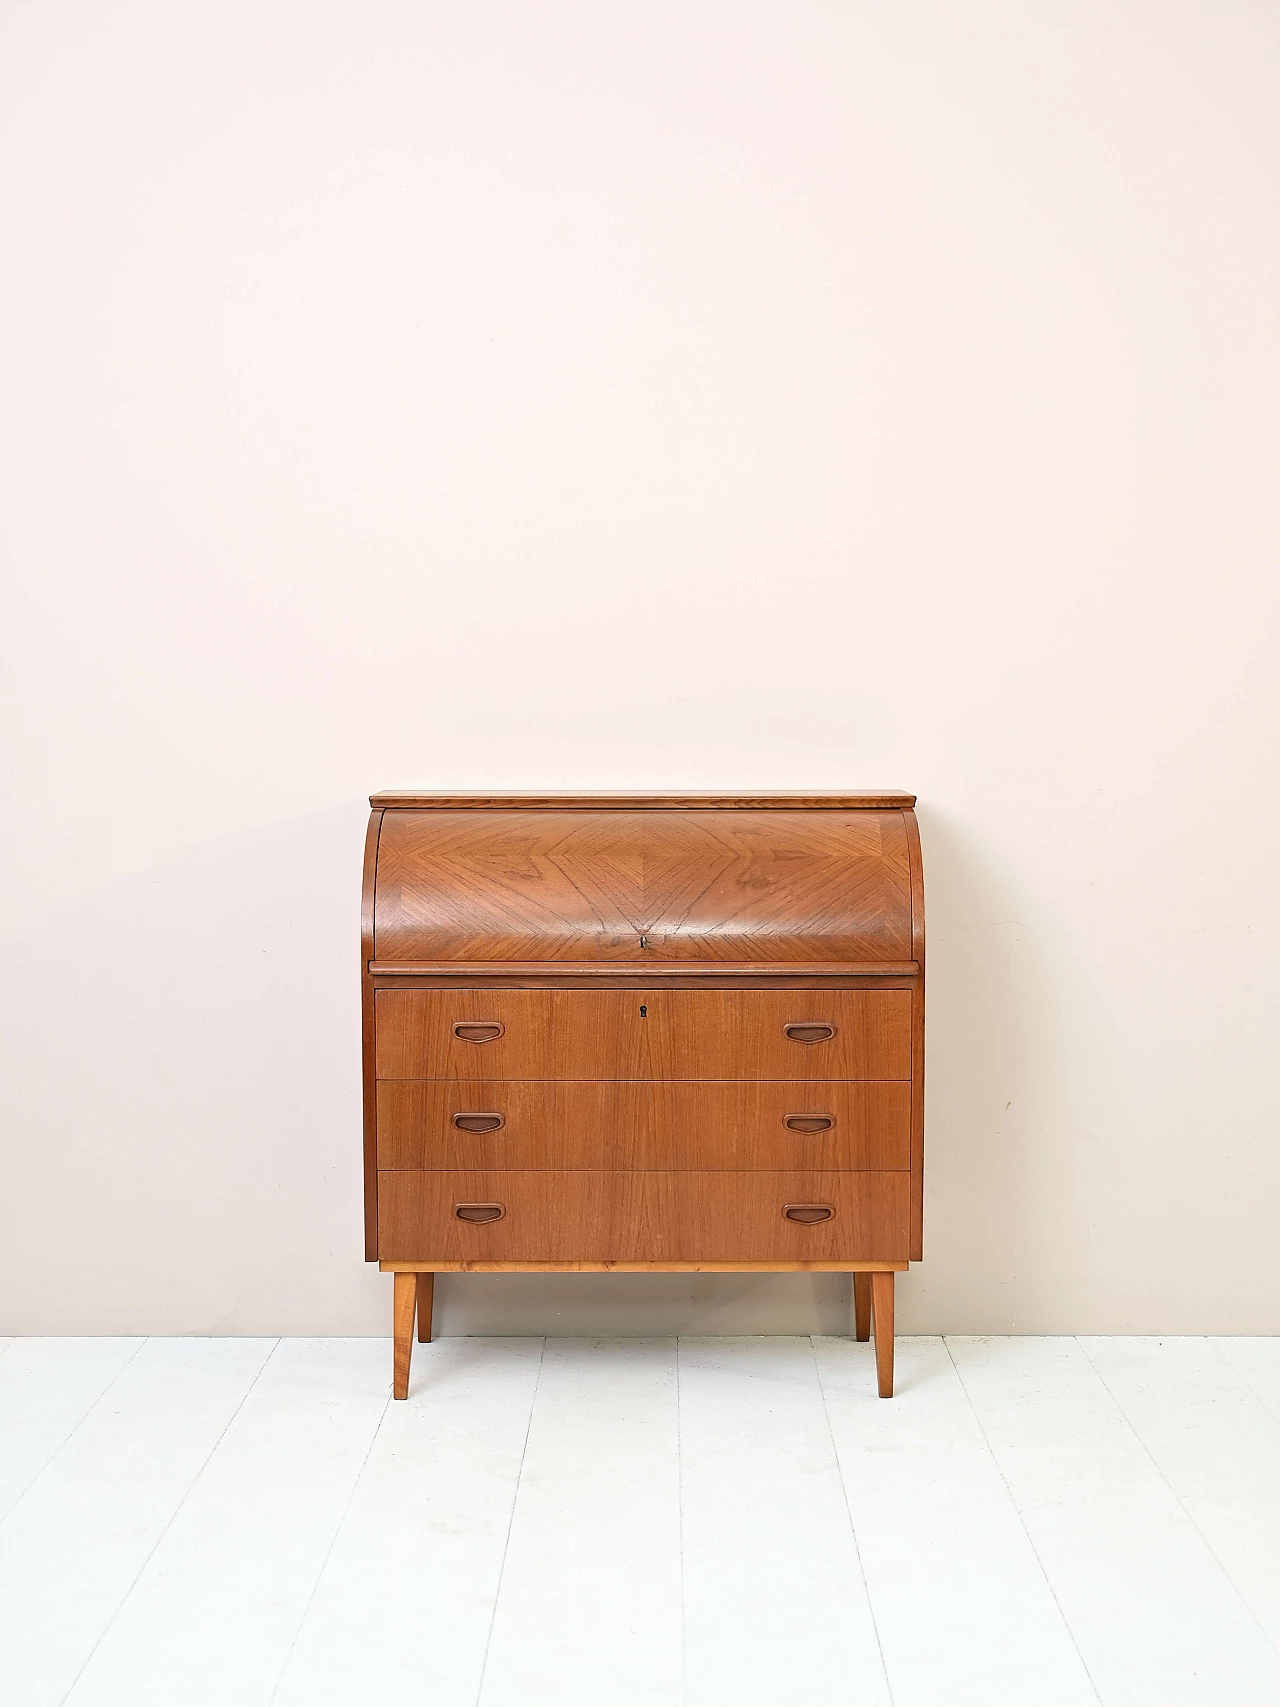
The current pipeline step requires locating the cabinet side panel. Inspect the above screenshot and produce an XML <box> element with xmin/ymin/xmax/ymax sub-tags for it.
<box><xmin>903</xmin><ymin>808</ymin><xmax>925</xmax><ymax>1259</ymax></box>
<box><xmin>362</xmin><ymin>808</ymin><xmax>384</xmax><ymax>1258</ymax></box>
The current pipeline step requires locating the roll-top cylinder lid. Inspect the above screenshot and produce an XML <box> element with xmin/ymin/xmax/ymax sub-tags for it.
<box><xmin>368</xmin><ymin>796</ymin><xmax>919</xmax><ymax>970</ymax></box>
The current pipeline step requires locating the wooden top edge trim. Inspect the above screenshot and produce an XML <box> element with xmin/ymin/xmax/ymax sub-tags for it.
<box><xmin>378</xmin><ymin>1260</ymin><xmax>911</xmax><ymax>1272</ymax></box>
<box><xmin>368</xmin><ymin>791</ymin><xmax>916</xmax><ymax>809</ymax></box>
<box><xmin>368</xmin><ymin>960</ymin><xmax>920</xmax><ymax>978</ymax></box>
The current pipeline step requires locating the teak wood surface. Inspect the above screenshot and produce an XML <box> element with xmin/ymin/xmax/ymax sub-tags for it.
<box><xmin>373</xmin><ymin>808</ymin><xmax>913</xmax><ymax>966</ymax></box>
<box><xmin>363</xmin><ymin>791</ymin><xmax>923</xmax><ymax>1399</ymax></box>
<box><xmin>370</xmin><ymin>791</ymin><xmax>916</xmax><ymax>810</ymax></box>
<box><xmin>380</xmin><ymin>1260</ymin><xmax>909</xmax><ymax>1273</ymax></box>
<box><xmin>374</xmin><ymin>988</ymin><xmax>911</xmax><ymax>1081</ymax></box>
<box><xmin>375</xmin><ymin>1079</ymin><xmax>911</xmax><ymax>1172</ymax></box>
<box><xmin>376</xmin><ymin>1170</ymin><xmax>911</xmax><ymax>1263</ymax></box>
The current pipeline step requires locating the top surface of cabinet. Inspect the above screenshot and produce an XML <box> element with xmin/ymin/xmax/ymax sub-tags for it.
<box><xmin>368</xmin><ymin>796</ymin><xmax>920</xmax><ymax>970</ymax></box>
<box><xmin>370</xmin><ymin>791</ymin><xmax>916</xmax><ymax>809</ymax></box>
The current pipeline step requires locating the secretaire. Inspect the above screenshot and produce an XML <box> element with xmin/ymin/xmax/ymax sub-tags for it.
<box><xmin>361</xmin><ymin>792</ymin><xmax>924</xmax><ymax>1397</ymax></box>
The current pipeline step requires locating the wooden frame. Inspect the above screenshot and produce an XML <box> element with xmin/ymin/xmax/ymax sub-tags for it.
<box><xmin>381</xmin><ymin>1262</ymin><xmax>903</xmax><ymax>1402</ymax></box>
<box><xmin>363</xmin><ymin>792</ymin><xmax>923</xmax><ymax>1403</ymax></box>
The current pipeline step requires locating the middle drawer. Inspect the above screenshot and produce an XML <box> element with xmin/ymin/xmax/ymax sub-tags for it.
<box><xmin>376</xmin><ymin>1079</ymin><xmax>910</xmax><ymax>1171</ymax></box>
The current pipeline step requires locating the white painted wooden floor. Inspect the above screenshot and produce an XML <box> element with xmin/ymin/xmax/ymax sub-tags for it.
<box><xmin>0</xmin><ymin>1336</ymin><xmax>1276</xmax><ymax>1707</ymax></box>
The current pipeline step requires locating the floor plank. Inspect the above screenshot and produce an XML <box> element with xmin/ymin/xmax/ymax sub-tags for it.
<box><xmin>949</xmin><ymin>1336</ymin><xmax>1277</xmax><ymax>1707</ymax></box>
<box><xmin>1080</xmin><ymin>1336</ymin><xmax>1280</xmax><ymax>1648</ymax></box>
<box><xmin>479</xmin><ymin>1338</ymin><xmax>682</xmax><ymax>1707</ymax></box>
<box><xmin>65</xmin><ymin>1339</ymin><xmax>389</xmax><ymax>1707</ymax></box>
<box><xmin>815</xmin><ymin>1335</ymin><xmax>1097</xmax><ymax>1707</ymax></box>
<box><xmin>1213</xmin><ymin>1337</ymin><xmax>1280</xmax><ymax>1425</ymax></box>
<box><xmin>273</xmin><ymin>1338</ymin><xmax>544</xmax><ymax>1707</ymax></box>
<box><xmin>3</xmin><ymin>1336</ymin><xmax>1278</xmax><ymax>1707</ymax></box>
<box><xmin>0</xmin><ymin>1338</ymin><xmax>144</xmax><ymax>1524</ymax></box>
<box><xmin>678</xmin><ymin>1336</ymin><xmax>889</xmax><ymax>1707</ymax></box>
<box><xmin>0</xmin><ymin>1338</ymin><xmax>275</xmax><ymax>1707</ymax></box>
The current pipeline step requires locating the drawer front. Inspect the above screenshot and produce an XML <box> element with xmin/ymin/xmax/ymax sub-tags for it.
<box><xmin>378</xmin><ymin>1171</ymin><xmax>679</xmax><ymax>1262</ymax></box>
<box><xmin>651</xmin><ymin>990</ymin><xmax>910</xmax><ymax>1080</ymax></box>
<box><xmin>375</xmin><ymin>990</ymin><xmax>648</xmax><ymax>1080</ymax></box>
<box><xmin>676</xmin><ymin>1171</ymin><xmax>910</xmax><ymax>1261</ymax></box>
<box><xmin>377</xmin><ymin>1081</ymin><xmax>669</xmax><ymax>1170</ymax></box>
<box><xmin>376</xmin><ymin>988</ymin><xmax>911</xmax><ymax>1082</ymax></box>
<box><xmin>661</xmin><ymin>1082</ymin><xmax>909</xmax><ymax>1170</ymax></box>
<box><xmin>377</xmin><ymin>1170</ymin><xmax>909</xmax><ymax>1261</ymax></box>
<box><xmin>377</xmin><ymin>1080</ymin><xmax>909</xmax><ymax>1171</ymax></box>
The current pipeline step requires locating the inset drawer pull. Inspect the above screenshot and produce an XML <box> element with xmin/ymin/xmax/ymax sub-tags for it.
<box><xmin>783</xmin><ymin>1203</ymin><xmax>835</xmax><ymax>1224</ymax></box>
<box><xmin>784</xmin><ymin>1022</ymin><xmax>835</xmax><ymax>1044</ymax></box>
<box><xmin>783</xmin><ymin>1114</ymin><xmax>834</xmax><ymax>1134</ymax></box>
<box><xmin>455</xmin><ymin>1202</ymin><xmax>506</xmax><ymax>1224</ymax></box>
<box><xmin>453</xmin><ymin>1022</ymin><xmax>505</xmax><ymax>1044</ymax></box>
<box><xmin>452</xmin><ymin>1112</ymin><xmax>505</xmax><ymax>1134</ymax></box>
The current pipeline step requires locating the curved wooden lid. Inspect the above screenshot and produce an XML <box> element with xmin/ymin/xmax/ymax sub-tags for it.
<box><xmin>371</xmin><ymin>805</ymin><xmax>916</xmax><ymax>969</ymax></box>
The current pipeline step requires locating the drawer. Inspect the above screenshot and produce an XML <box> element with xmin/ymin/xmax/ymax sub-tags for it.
<box><xmin>377</xmin><ymin>1170</ymin><xmax>910</xmax><ymax>1261</ymax></box>
<box><xmin>377</xmin><ymin>1081</ymin><xmax>671</xmax><ymax>1170</ymax></box>
<box><xmin>378</xmin><ymin>1171</ymin><xmax>679</xmax><ymax>1262</ymax></box>
<box><xmin>377</xmin><ymin>1080</ymin><xmax>909</xmax><ymax>1171</ymax></box>
<box><xmin>659</xmin><ymin>1082</ymin><xmax>909</xmax><ymax>1170</ymax></box>
<box><xmin>675</xmin><ymin>1171</ymin><xmax>910</xmax><ymax>1262</ymax></box>
<box><xmin>652</xmin><ymin>990</ymin><xmax>910</xmax><ymax>1080</ymax></box>
<box><xmin>375</xmin><ymin>988</ymin><xmax>911</xmax><ymax>1081</ymax></box>
<box><xmin>375</xmin><ymin>990</ymin><xmax>648</xmax><ymax>1080</ymax></box>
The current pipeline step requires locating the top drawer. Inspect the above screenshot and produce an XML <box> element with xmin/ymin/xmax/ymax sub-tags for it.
<box><xmin>375</xmin><ymin>988</ymin><xmax>911</xmax><ymax>1081</ymax></box>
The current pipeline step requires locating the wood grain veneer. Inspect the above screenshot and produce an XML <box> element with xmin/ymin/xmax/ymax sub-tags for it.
<box><xmin>377</xmin><ymin>1171</ymin><xmax>910</xmax><ymax>1263</ymax></box>
<box><xmin>374</xmin><ymin>988</ymin><xmax>910</xmax><ymax>1081</ymax></box>
<box><xmin>370</xmin><ymin>791</ymin><xmax>916</xmax><ymax>810</ymax></box>
<box><xmin>363</xmin><ymin>790</ymin><xmax>924</xmax><ymax>1398</ymax></box>
<box><xmin>375</xmin><ymin>1080</ymin><xmax>911</xmax><ymax>1171</ymax></box>
<box><xmin>373</xmin><ymin>809</ymin><xmax>912</xmax><ymax>965</ymax></box>
<box><xmin>381</xmin><ymin>1259</ymin><xmax>908</xmax><ymax>1272</ymax></box>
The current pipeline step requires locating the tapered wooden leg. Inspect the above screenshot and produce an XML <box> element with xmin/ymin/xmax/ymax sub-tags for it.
<box><xmin>416</xmin><ymin>1272</ymin><xmax>434</xmax><ymax>1343</ymax></box>
<box><xmin>871</xmin><ymin>1271</ymin><xmax>894</xmax><ymax>1397</ymax></box>
<box><xmin>852</xmin><ymin>1273</ymin><xmax>872</xmax><ymax>1342</ymax></box>
<box><xmin>393</xmin><ymin>1270</ymin><xmax>416</xmax><ymax>1399</ymax></box>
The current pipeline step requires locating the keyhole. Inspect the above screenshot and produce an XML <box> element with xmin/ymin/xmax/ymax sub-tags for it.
<box><xmin>639</xmin><ymin>1005</ymin><xmax>647</xmax><ymax>1017</ymax></box>
<box><xmin>639</xmin><ymin>934</ymin><xmax>648</xmax><ymax>949</ymax></box>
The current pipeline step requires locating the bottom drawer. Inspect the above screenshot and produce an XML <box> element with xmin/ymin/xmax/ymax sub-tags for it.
<box><xmin>377</xmin><ymin>1171</ymin><xmax>910</xmax><ymax>1262</ymax></box>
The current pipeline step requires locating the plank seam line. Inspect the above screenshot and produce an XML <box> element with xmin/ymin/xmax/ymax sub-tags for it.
<box><xmin>1078</xmin><ymin>1338</ymin><xmax>1278</xmax><ymax>1657</ymax></box>
<box><xmin>56</xmin><ymin>1337</ymin><xmax>282</xmax><ymax>1707</ymax></box>
<box><xmin>0</xmin><ymin>1336</ymin><xmax>149</xmax><ymax>1534</ymax></box>
<box><xmin>267</xmin><ymin>1386</ymin><xmax>395</xmax><ymax>1705</ymax></box>
<box><xmin>1210</xmin><ymin>1337</ymin><xmax>1280</xmax><ymax>1431</ymax></box>
<box><xmin>676</xmin><ymin>1336</ymin><xmax>687</xmax><ymax>1705</ymax></box>
<box><xmin>473</xmin><ymin>1336</ymin><xmax>547</xmax><ymax>1707</ymax></box>
<box><xmin>811</xmin><ymin>1334</ymin><xmax>894</xmax><ymax>1707</ymax></box>
<box><xmin>943</xmin><ymin>1336</ymin><xmax>1104</xmax><ymax>1706</ymax></box>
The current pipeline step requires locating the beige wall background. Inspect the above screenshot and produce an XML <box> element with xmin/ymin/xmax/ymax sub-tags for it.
<box><xmin>2</xmin><ymin>0</ymin><xmax>1278</xmax><ymax>1335</ymax></box>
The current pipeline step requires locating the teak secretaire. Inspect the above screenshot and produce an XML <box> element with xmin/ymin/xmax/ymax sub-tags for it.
<box><xmin>361</xmin><ymin>792</ymin><xmax>924</xmax><ymax>1397</ymax></box>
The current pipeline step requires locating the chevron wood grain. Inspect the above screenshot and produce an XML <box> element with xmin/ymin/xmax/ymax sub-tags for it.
<box><xmin>365</xmin><ymin>791</ymin><xmax>924</xmax><ymax>1399</ymax></box>
<box><xmin>373</xmin><ymin>809</ymin><xmax>912</xmax><ymax>965</ymax></box>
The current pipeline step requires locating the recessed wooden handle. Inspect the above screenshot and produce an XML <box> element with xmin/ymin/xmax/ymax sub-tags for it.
<box><xmin>783</xmin><ymin>1203</ymin><xmax>835</xmax><ymax>1224</ymax></box>
<box><xmin>453</xmin><ymin>1022</ymin><xmax>505</xmax><ymax>1044</ymax></box>
<box><xmin>452</xmin><ymin>1112</ymin><xmax>504</xmax><ymax>1134</ymax></box>
<box><xmin>784</xmin><ymin>1022</ymin><xmax>835</xmax><ymax>1044</ymax></box>
<box><xmin>454</xmin><ymin>1202</ymin><xmax>505</xmax><ymax>1224</ymax></box>
<box><xmin>783</xmin><ymin>1114</ymin><xmax>834</xmax><ymax>1134</ymax></box>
